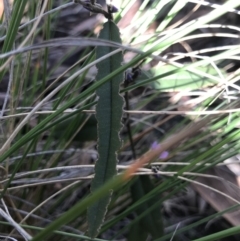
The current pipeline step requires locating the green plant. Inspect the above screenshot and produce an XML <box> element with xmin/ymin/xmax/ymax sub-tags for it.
<box><xmin>0</xmin><ymin>0</ymin><xmax>240</xmax><ymax>240</ymax></box>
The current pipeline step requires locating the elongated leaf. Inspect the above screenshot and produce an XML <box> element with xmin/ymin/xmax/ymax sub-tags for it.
<box><xmin>131</xmin><ymin>176</ymin><xmax>164</xmax><ymax>239</ymax></box>
<box><xmin>0</xmin><ymin>0</ymin><xmax>28</xmax><ymax>80</ymax></box>
<box><xmin>87</xmin><ymin>20</ymin><xmax>124</xmax><ymax>238</ymax></box>
<box><xmin>128</xmin><ymin>220</ymin><xmax>148</xmax><ymax>241</ymax></box>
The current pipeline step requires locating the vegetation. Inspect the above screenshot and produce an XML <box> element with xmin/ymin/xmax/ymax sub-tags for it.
<box><xmin>0</xmin><ymin>0</ymin><xmax>240</xmax><ymax>240</ymax></box>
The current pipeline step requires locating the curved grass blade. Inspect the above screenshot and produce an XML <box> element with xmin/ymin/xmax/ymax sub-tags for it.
<box><xmin>87</xmin><ymin>20</ymin><xmax>124</xmax><ymax>238</ymax></box>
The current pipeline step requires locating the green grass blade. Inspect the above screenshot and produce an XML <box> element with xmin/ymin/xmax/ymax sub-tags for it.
<box><xmin>156</xmin><ymin>0</ymin><xmax>188</xmax><ymax>32</ymax></box>
<box><xmin>87</xmin><ymin>20</ymin><xmax>124</xmax><ymax>238</ymax></box>
<box><xmin>153</xmin><ymin>65</ymin><xmax>226</xmax><ymax>91</ymax></box>
<box><xmin>128</xmin><ymin>220</ymin><xmax>148</xmax><ymax>241</ymax></box>
<box><xmin>131</xmin><ymin>176</ymin><xmax>164</xmax><ymax>239</ymax></box>
<box><xmin>192</xmin><ymin>225</ymin><xmax>240</xmax><ymax>241</ymax></box>
<box><xmin>30</xmin><ymin>174</ymin><xmax>124</xmax><ymax>241</ymax></box>
<box><xmin>157</xmin><ymin>204</ymin><xmax>240</xmax><ymax>241</ymax></box>
<box><xmin>0</xmin><ymin>0</ymin><xmax>27</xmax><ymax>79</ymax></box>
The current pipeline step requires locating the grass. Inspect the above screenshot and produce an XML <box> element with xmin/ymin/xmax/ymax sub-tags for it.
<box><xmin>0</xmin><ymin>0</ymin><xmax>240</xmax><ymax>240</ymax></box>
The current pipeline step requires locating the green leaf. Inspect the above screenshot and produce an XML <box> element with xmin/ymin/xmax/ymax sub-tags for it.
<box><xmin>152</xmin><ymin>65</ymin><xmax>226</xmax><ymax>91</ymax></box>
<box><xmin>131</xmin><ymin>176</ymin><xmax>164</xmax><ymax>239</ymax></box>
<box><xmin>128</xmin><ymin>220</ymin><xmax>148</xmax><ymax>241</ymax></box>
<box><xmin>87</xmin><ymin>20</ymin><xmax>124</xmax><ymax>238</ymax></box>
<box><xmin>0</xmin><ymin>0</ymin><xmax>28</xmax><ymax>80</ymax></box>
<box><xmin>192</xmin><ymin>225</ymin><xmax>240</xmax><ymax>241</ymax></box>
<box><xmin>31</xmin><ymin>174</ymin><xmax>124</xmax><ymax>241</ymax></box>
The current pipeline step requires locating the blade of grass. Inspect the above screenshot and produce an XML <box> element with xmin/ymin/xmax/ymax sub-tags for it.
<box><xmin>0</xmin><ymin>0</ymin><xmax>28</xmax><ymax>80</ymax></box>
